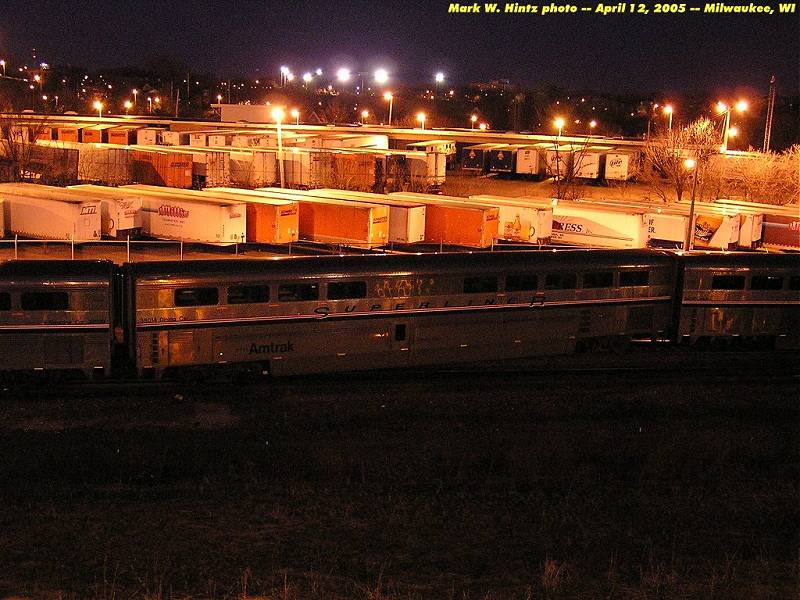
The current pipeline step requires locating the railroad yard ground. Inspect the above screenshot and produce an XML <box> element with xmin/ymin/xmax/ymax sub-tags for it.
<box><xmin>0</xmin><ymin>349</ymin><xmax>797</xmax><ymax>599</ymax></box>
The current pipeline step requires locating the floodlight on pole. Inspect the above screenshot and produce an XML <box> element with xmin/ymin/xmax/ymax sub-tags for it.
<box><xmin>717</xmin><ymin>99</ymin><xmax>748</xmax><ymax>151</ymax></box>
<box><xmin>683</xmin><ymin>157</ymin><xmax>700</xmax><ymax>250</ymax></box>
<box><xmin>416</xmin><ymin>112</ymin><xmax>426</xmax><ymax>130</ymax></box>
<box><xmin>663</xmin><ymin>104</ymin><xmax>674</xmax><ymax>130</ymax></box>
<box><xmin>93</xmin><ymin>100</ymin><xmax>103</xmax><ymax>118</ymax></box>
<box><xmin>124</xmin><ymin>100</ymin><xmax>132</xmax><ymax>114</ymax></box>
<box><xmin>132</xmin><ymin>88</ymin><xmax>138</xmax><ymax>106</ymax></box>
<box><xmin>302</xmin><ymin>72</ymin><xmax>313</xmax><ymax>84</ymax></box>
<box><xmin>374</xmin><ymin>69</ymin><xmax>388</xmax><ymax>85</ymax></box>
<box><xmin>470</xmin><ymin>114</ymin><xmax>477</xmax><ymax>129</ymax></box>
<box><xmin>272</xmin><ymin>107</ymin><xmax>286</xmax><ymax>188</ymax></box>
<box><xmin>337</xmin><ymin>68</ymin><xmax>351</xmax><ymax>83</ymax></box>
<box><xmin>479</xmin><ymin>122</ymin><xmax>487</xmax><ymax>131</ymax></box>
<box><xmin>384</xmin><ymin>92</ymin><xmax>393</xmax><ymax>126</ymax></box>
<box><xmin>290</xmin><ymin>108</ymin><xmax>300</xmax><ymax>126</ymax></box>
<box><xmin>554</xmin><ymin>117</ymin><xmax>565</xmax><ymax>138</ymax></box>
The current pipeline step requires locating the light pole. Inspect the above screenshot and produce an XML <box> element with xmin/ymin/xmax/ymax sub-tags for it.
<box><xmin>93</xmin><ymin>100</ymin><xmax>103</xmax><ymax>118</ymax></box>
<box><xmin>663</xmin><ymin>104</ymin><xmax>673</xmax><ymax>130</ymax></box>
<box><xmin>124</xmin><ymin>100</ymin><xmax>132</xmax><ymax>115</ymax></box>
<box><xmin>470</xmin><ymin>114</ymin><xmax>477</xmax><ymax>129</ymax></box>
<box><xmin>434</xmin><ymin>72</ymin><xmax>444</xmax><ymax>97</ymax></box>
<box><xmin>589</xmin><ymin>120</ymin><xmax>597</xmax><ymax>133</ymax></box>
<box><xmin>360</xmin><ymin>109</ymin><xmax>369</xmax><ymax>124</ymax></box>
<box><xmin>132</xmin><ymin>88</ymin><xmax>138</xmax><ymax>108</ymax></box>
<box><xmin>147</xmin><ymin>97</ymin><xmax>153</xmax><ymax>114</ymax></box>
<box><xmin>272</xmin><ymin>107</ymin><xmax>285</xmax><ymax>188</ymax></box>
<box><xmin>479</xmin><ymin>122</ymin><xmax>487</xmax><ymax>131</ymax></box>
<box><xmin>291</xmin><ymin>108</ymin><xmax>300</xmax><ymax>126</ymax></box>
<box><xmin>683</xmin><ymin>157</ymin><xmax>700</xmax><ymax>251</ymax></box>
<box><xmin>384</xmin><ymin>92</ymin><xmax>393</xmax><ymax>126</ymax></box>
<box><xmin>717</xmin><ymin>100</ymin><xmax>747</xmax><ymax>152</ymax></box>
<box><xmin>554</xmin><ymin>117</ymin><xmax>565</xmax><ymax>139</ymax></box>
<box><xmin>417</xmin><ymin>112</ymin><xmax>426</xmax><ymax>130</ymax></box>
<box><xmin>0</xmin><ymin>60</ymin><xmax>5</xmax><ymax>77</ymax></box>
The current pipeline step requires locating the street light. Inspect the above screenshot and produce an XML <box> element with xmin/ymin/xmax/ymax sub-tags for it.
<box><xmin>374</xmin><ymin>69</ymin><xmax>388</xmax><ymax>85</ymax></box>
<box><xmin>0</xmin><ymin>60</ymin><xmax>5</xmax><ymax>77</ymax></box>
<box><xmin>360</xmin><ymin>109</ymin><xmax>369</xmax><ymax>124</ymax></box>
<box><xmin>435</xmin><ymin>72</ymin><xmax>444</xmax><ymax>84</ymax></box>
<box><xmin>383</xmin><ymin>92</ymin><xmax>393</xmax><ymax>126</ymax></box>
<box><xmin>132</xmin><ymin>88</ymin><xmax>138</xmax><ymax>107</ymax></box>
<box><xmin>479</xmin><ymin>122</ymin><xmax>487</xmax><ymax>131</ymax></box>
<box><xmin>337</xmin><ymin>68</ymin><xmax>351</xmax><ymax>83</ymax></box>
<box><xmin>683</xmin><ymin>157</ymin><xmax>700</xmax><ymax>251</ymax></box>
<box><xmin>554</xmin><ymin>117</ymin><xmax>565</xmax><ymax>138</ymax></box>
<box><xmin>124</xmin><ymin>100</ymin><xmax>132</xmax><ymax>114</ymax></box>
<box><xmin>470</xmin><ymin>114</ymin><xmax>477</xmax><ymax>129</ymax></box>
<box><xmin>272</xmin><ymin>107</ymin><xmax>286</xmax><ymax>188</ymax></box>
<box><xmin>302</xmin><ymin>72</ymin><xmax>313</xmax><ymax>84</ymax></box>
<box><xmin>416</xmin><ymin>112</ymin><xmax>426</xmax><ymax>130</ymax></box>
<box><xmin>717</xmin><ymin>99</ymin><xmax>748</xmax><ymax>152</ymax></box>
<box><xmin>93</xmin><ymin>100</ymin><xmax>103</xmax><ymax>118</ymax></box>
<box><xmin>216</xmin><ymin>94</ymin><xmax>222</xmax><ymax>103</ymax></box>
<box><xmin>663</xmin><ymin>104</ymin><xmax>674</xmax><ymax>130</ymax></box>
<box><xmin>290</xmin><ymin>108</ymin><xmax>300</xmax><ymax>126</ymax></box>
<box><xmin>279</xmin><ymin>65</ymin><xmax>289</xmax><ymax>86</ymax></box>
<box><xmin>589</xmin><ymin>120</ymin><xmax>597</xmax><ymax>132</ymax></box>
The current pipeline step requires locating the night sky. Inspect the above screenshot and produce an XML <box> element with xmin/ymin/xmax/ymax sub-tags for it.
<box><xmin>1</xmin><ymin>0</ymin><xmax>798</xmax><ymax>94</ymax></box>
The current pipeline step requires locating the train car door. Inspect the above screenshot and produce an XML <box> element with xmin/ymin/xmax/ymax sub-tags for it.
<box><xmin>392</xmin><ymin>321</ymin><xmax>411</xmax><ymax>366</ymax></box>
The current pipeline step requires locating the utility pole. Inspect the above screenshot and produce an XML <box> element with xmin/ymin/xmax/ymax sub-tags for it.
<box><xmin>763</xmin><ymin>75</ymin><xmax>776</xmax><ymax>152</ymax></box>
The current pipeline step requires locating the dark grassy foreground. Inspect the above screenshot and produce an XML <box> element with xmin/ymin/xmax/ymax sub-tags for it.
<box><xmin>0</xmin><ymin>358</ymin><xmax>797</xmax><ymax>599</ymax></box>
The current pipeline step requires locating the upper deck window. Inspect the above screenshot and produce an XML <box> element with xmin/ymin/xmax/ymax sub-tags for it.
<box><xmin>174</xmin><ymin>287</ymin><xmax>219</xmax><ymax>307</ymax></box>
<box><xmin>750</xmin><ymin>275</ymin><xmax>783</xmax><ymax>291</ymax></box>
<box><xmin>711</xmin><ymin>275</ymin><xmax>745</xmax><ymax>290</ymax></box>
<box><xmin>505</xmin><ymin>274</ymin><xmax>538</xmax><ymax>292</ymax></box>
<box><xmin>620</xmin><ymin>270</ymin><xmax>649</xmax><ymax>287</ymax></box>
<box><xmin>327</xmin><ymin>281</ymin><xmax>367</xmax><ymax>300</ymax></box>
<box><xmin>583</xmin><ymin>271</ymin><xmax>614</xmax><ymax>289</ymax></box>
<box><xmin>227</xmin><ymin>285</ymin><xmax>270</xmax><ymax>304</ymax></box>
<box><xmin>21</xmin><ymin>291</ymin><xmax>69</xmax><ymax>311</ymax></box>
<box><xmin>463</xmin><ymin>276</ymin><xmax>497</xmax><ymax>294</ymax></box>
<box><xmin>278</xmin><ymin>283</ymin><xmax>319</xmax><ymax>302</ymax></box>
<box><xmin>544</xmin><ymin>273</ymin><xmax>577</xmax><ymax>290</ymax></box>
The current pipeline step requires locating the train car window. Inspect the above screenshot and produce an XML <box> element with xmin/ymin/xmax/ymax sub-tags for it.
<box><xmin>21</xmin><ymin>291</ymin><xmax>69</xmax><ymax>311</ymax></box>
<box><xmin>278</xmin><ymin>283</ymin><xmax>319</xmax><ymax>302</ymax></box>
<box><xmin>620</xmin><ymin>270</ymin><xmax>650</xmax><ymax>287</ymax></box>
<box><xmin>544</xmin><ymin>273</ymin><xmax>577</xmax><ymax>290</ymax></box>
<box><xmin>711</xmin><ymin>275</ymin><xmax>745</xmax><ymax>290</ymax></box>
<box><xmin>463</xmin><ymin>276</ymin><xmax>497</xmax><ymax>294</ymax></box>
<box><xmin>227</xmin><ymin>285</ymin><xmax>270</xmax><ymax>304</ymax></box>
<box><xmin>790</xmin><ymin>276</ymin><xmax>800</xmax><ymax>291</ymax></box>
<box><xmin>174</xmin><ymin>287</ymin><xmax>219</xmax><ymax>307</ymax></box>
<box><xmin>583</xmin><ymin>271</ymin><xmax>614</xmax><ymax>289</ymax></box>
<box><xmin>750</xmin><ymin>276</ymin><xmax>783</xmax><ymax>291</ymax></box>
<box><xmin>0</xmin><ymin>292</ymin><xmax>10</xmax><ymax>310</ymax></box>
<box><xmin>327</xmin><ymin>281</ymin><xmax>367</xmax><ymax>300</ymax></box>
<box><xmin>506</xmin><ymin>274</ymin><xmax>538</xmax><ymax>292</ymax></box>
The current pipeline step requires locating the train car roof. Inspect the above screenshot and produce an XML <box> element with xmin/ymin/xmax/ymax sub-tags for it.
<box><xmin>681</xmin><ymin>252</ymin><xmax>799</xmax><ymax>269</ymax></box>
<box><xmin>126</xmin><ymin>249</ymin><xmax>674</xmax><ymax>281</ymax></box>
<box><xmin>0</xmin><ymin>260</ymin><xmax>114</xmax><ymax>281</ymax></box>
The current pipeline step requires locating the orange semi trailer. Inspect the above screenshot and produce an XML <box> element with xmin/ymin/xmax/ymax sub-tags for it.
<box><xmin>210</xmin><ymin>187</ymin><xmax>390</xmax><ymax>247</ymax></box>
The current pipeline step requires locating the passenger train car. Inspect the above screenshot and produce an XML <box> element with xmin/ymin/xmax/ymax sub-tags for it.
<box><xmin>0</xmin><ymin>261</ymin><xmax>115</xmax><ymax>377</ymax></box>
<box><xmin>0</xmin><ymin>250</ymin><xmax>797</xmax><ymax>379</ymax></box>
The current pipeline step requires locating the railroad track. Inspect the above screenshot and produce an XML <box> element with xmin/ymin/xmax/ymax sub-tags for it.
<box><xmin>2</xmin><ymin>349</ymin><xmax>796</xmax><ymax>397</ymax></box>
